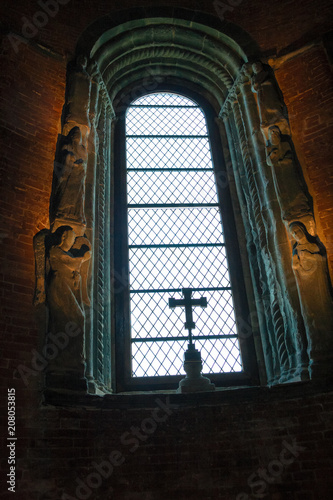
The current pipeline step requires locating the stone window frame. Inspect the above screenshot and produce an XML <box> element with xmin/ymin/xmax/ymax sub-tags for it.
<box><xmin>75</xmin><ymin>17</ymin><xmax>268</xmax><ymax>395</ymax></box>
<box><xmin>44</xmin><ymin>10</ymin><xmax>331</xmax><ymax>397</ymax></box>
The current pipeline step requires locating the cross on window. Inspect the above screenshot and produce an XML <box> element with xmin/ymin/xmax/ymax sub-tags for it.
<box><xmin>169</xmin><ymin>288</ymin><xmax>207</xmax><ymax>346</ymax></box>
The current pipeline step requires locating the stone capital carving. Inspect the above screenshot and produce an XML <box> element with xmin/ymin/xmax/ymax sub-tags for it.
<box><xmin>239</xmin><ymin>62</ymin><xmax>252</xmax><ymax>84</ymax></box>
<box><xmin>87</xmin><ymin>60</ymin><xmax>101</xmax><ymax>82</ymax></box>
<box><xmin>85</xmin><ymin>58</ymin><xmax>115</xmax><ymax>118</ymax></box>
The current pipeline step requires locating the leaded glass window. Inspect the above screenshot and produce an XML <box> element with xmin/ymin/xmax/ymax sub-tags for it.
<box><xmin>125</xmin><ymin>92</ymin><xmax>243</xmax><ymax>379</ymax></box>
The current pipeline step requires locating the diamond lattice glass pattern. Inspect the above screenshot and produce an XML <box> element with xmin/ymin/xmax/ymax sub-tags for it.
<box><xmin>132</xmin><ymin>340</ymin><xmax>188</xmax><ymax>377</ymax></box>
<box><xmin>127</xmin><ymin>170</ymin><xmax>217</xmax><ymax>205</ymax></box>
<box><xmin>130</xmin><ymin>290</ymin><xmax>237</xmax><ymax>340</ymax></box>
<box><xmin>127</xmin><ymin>107</ymin><xmax>207</xmax><ymax>136</ymax></box>
<box><xmin>129</xmin><ymin>246</ymin><xmax>230</xmax><ymax>291</ymax></box>
<box><xmin>132</xmin><ymin>93</ymin><xmax>197</xmax><ymax>106</ymax></box>
<box><xmin>126</xmin><ymin>92</ymin><xmax>242</xmax><ymax>377</ymax></box>
<box><xmin>127</xmin><ymin>138</ymin><xmax>212</xmax><ymax>170</ymax></box>
<box><xmin>131</xmin><ymin>336</ymin><xmax>241</xmax><ymax>377</ymax></box>
<box><xmin>128</xmin><ymin>207</ymin><xmax>224</xmax><ymax>246</ymax></box>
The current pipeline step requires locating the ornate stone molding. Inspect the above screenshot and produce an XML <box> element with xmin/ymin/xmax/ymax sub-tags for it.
<box><xmin>103</xmin><ymin>45</ymin><xmax>234</xmax><ymax>91</ymax></box>
<box><xmin>219</xmin><ymin>62</ymin><xmax>252</xmax><ymax>118</ymax></box>
<box><xmin>231</xmin><ymin>99</ymin><xmax>289</xmax><ymax>383</ymax></box>
<box><xmin>87</xmin><ymin>60</ymin><xmax>115</xmax><ymax>119</ymax></box>
<box><xmin>92</xmin><ymin>102</ymin><xmax>112</xmax><ymax>392</ymax></box>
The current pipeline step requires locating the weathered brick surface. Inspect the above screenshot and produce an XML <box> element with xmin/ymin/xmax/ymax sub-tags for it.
<box><xmin>1</xmin><ymin>386</ymin><xmax>333</xmax><ymax>499</ymax></box>
<box><xmin>0</xmin><ymin>39</ymin><xmax>65</xmax><ymax>404</ymax></box>
<box><xmin>275</xmin><ymin>46</ymin><xmax>333</xmax><ymax>275</ymax></box>
<box><xmin>0</xmin><ymin>1</ymin><xmax>333</xmax><ymax>499</ymax></box>
<box><xmin>226</xmin><ymin>0</ymin><xmax>333</xmax><ymax>55</ymax></box>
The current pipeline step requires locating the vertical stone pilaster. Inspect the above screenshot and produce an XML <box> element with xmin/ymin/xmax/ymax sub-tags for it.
<box><xmin>249</xmin><ymin>60</ymin><xmax>333</xmax><ymax>380</ymax></box>
<box><xmin>84</xmin><ymin>66</ymin><xmax>101</xmax><ymax>393</ymax></box>
<box><xmin>230</xmin><ymin>98</ymin><xmax>283</xmax><ymax>383</ymax></box>
<box><xmin>90</xmin><ymin>97</ymin><xmax>113</xmax><ymax>393</ymax></box>
<box><xmin>220</xmin><ymin>111</ymin><xmax>271</xmax><ymax>384</ymax></box>
<box><xmin>238</xmin><ymin>79</ymin><xmax>303</xmax><ymax>381</ymax></box>
<box><xmin>220</xmin><ymin>64</ymin><xmax>312</xmax><ymax>383</ymax></box>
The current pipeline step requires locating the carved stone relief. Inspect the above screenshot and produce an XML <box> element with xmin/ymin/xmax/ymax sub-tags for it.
<box><xmin>249</xmin><ymin>60</ymin><xmax>333</xmax><ymax>379</ymax></box>
<box><xmin>289</xmin><ymin>222</ymin><xmax>333</xmax><ymax>377</ymax></box>
<box><xmin>63</xmin><ymin>55</ymin><xmax>92</xmax><ymax>145</ymax></box>
<box><xmin>265</xmin><ymin>125</ymin><xmax>313</xmax><ymax>225</ymax></box>
<box><xmin>46</xmin><ymin>227</ymin><xmax>91</xmax><ymax>374</ymax></box>
<box><xmin>250</xmin><ymin>61</ymin><xmax>290</xmax><ymax>140</ymax></box>
<box><xmin>33</xmin><ymin>56</ymin><xmax>106</xmax><ymax>392</ymax></box>
<box><xmin>50</xmin><ymin>126</ymin><xmax>88</xmax><ymax>236</ymax></box>
<box><xmin>33</xmin><ymin>224</ymin><xmax>92</xmax><ymax>389</ymax></box>
<box><xmin>221</xmin><ymin>61</ymin><xmax>332</xmax><ymax>382</ymax></box>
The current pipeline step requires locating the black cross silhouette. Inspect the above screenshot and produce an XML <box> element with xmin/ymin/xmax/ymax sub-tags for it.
<box><xmin>169</xmin><ymin>288</ymin><xmax>207</xmax><ymax>345</ymax></box>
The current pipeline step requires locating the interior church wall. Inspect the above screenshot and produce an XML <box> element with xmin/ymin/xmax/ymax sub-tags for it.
<box><xmin>274</xmin><ymin>47</ymin><xmax>333</xmax><ymax>275</ymax></box>
<box><xmin>0</xmin><ymin>1</ymin><xmax>333</xmax><ymax>498</ymax></box>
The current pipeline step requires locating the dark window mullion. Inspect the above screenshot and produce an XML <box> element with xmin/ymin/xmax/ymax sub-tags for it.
<box><xmin>126</xmin><ymin>134</ymin><xmax>208</xmax><ymax>139</ymax></box>
<box><xmin>127</xmin><ymin>168</ymin><xmax>214</xmax><ymax>171</ymax></box>
<box><xmin>128</xmin><ymin>203</ymin><xmax>219</xmax><ymax>208</ymax></box>
<box><xmin>129</xmin><ymin>243</ymin><xmax>225</xmax><ymax>249</ymax></box>
<box><xmin>132</xmin><ymin>334</ymin><xmax>238</xmax><ymax>342</ymax></box>
<box><xmin>129</xmin><ymin>287</ymin><xmax>232</xmax><ymax>293</ymax></box>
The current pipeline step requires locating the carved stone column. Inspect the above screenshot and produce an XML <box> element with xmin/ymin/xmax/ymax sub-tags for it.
<box><xmin>221</xmin><ymin>85</ymin><xmax>287</xmax><ymax>383</ymax></box>
<box><xmin>237</xmin><ymin>73</ymin><xmax>307</xmax><ymax>381</ymax></box>
<box><xmin>91</xmin><ymin>91</ymin><xmax>114</xmax><ymax>393</ymax></box>
<box><xmin>220</xmin><ymin>64</ymin><xmax>311</xmax><ymax>383</ymax></box>
<box><xmin>34</xmin><ymin>56</ymin><xmax>108</xmax><ymax>393</ymax></box>
<box><xmin>249</xmin><ymin>60</ymin><xmax>333</xmax><ymax>379</ymax></box>
<box><xmin>231</xmin><ymin>98</ymin><xmax>286</xmax><ymax>382</ymax></box>
<box><xmin>82</xmin><ymin>62</ymin><xmax>102</xmax><ymax>393</ymax></box>
<box><xmin>220</xmin><ymin>110</ymin><xmax>274</xmax><ymax>384</ymax></box>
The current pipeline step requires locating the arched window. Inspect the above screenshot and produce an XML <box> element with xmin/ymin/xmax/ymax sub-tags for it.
<box><xmin>114</xmin><ymin>89</ymin><xmax>258</xmax><ymax>392</ymax></box>
<box><xmin>42</xmin><ymin>12</ymin><xmax>330</xmax><ymax>398</ymax></box>
<box><xmin>41</xmin><ymin>12</ymin><xmax>331</xmax><ymax>398</ymax></box>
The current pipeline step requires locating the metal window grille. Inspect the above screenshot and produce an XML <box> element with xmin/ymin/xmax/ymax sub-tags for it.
<box><xmin>126</xmin><ymin>92</ymin><xmax>243</xmax><ymax>377</ymax></box>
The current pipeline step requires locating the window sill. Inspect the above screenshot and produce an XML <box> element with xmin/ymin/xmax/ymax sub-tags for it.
<box><xmin>42</xmin><ymin>378</ymin><xmax>333</xmax><ymax>409</ymax></box>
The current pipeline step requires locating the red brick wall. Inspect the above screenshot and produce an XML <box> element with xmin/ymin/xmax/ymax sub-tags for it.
<box><xmin>275</xmin><ymin>46</ymin><xmax>333</xmax><ymax>276</ymax></box>
<box><xmin>0</xmin><ymin>1</ymin><xmax>333</xmax><ymax>499</ymax></box>
<box><xmin>1</xmin><ymin>386</ymin><xmax>333</xmax><ymax>500</ymax></box>
<box><xmin>0</xmin><ymin>39</ymin><xmax>65</xmax><ymax>392</ymax></box>
<box><xmin>226</xmin><ymin>0</ymin><xmax>333</xmax><ymax>55</ymax></box>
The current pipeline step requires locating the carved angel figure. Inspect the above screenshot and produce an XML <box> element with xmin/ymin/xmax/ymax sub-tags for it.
<box><xmin>290</xmin><ymin>222</ymin><xmax>333</xmax><ymax>366</ymax></box>
<box><xmin>266</xmin><ymin>126</ymin><xmax>312</xmax><ymax>223</ymax></box>
<box><xmin>251</xmin><ymin>61</ymin><xmax>289</xmax><ymax>136</ymax></box>
<box><xmin>33</xmin><ymin>225</ymin><xmax>91</xmax><ymax>375</ymax></box>
<box><xmin>47</xmin><ymin>226</ymin><xmax>91</xmax><ymax>329</ymax></box>
<box><xmin>50</xmin><ymin>126</ymin><xmax>88</xmax><ymax>229</ymax></box>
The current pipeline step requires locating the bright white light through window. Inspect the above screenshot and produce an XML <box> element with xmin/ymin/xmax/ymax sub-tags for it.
<box><xmin>126</xmin><ymin>92</ymin><xmax>242</xmax><ymax>377</ymax></box>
